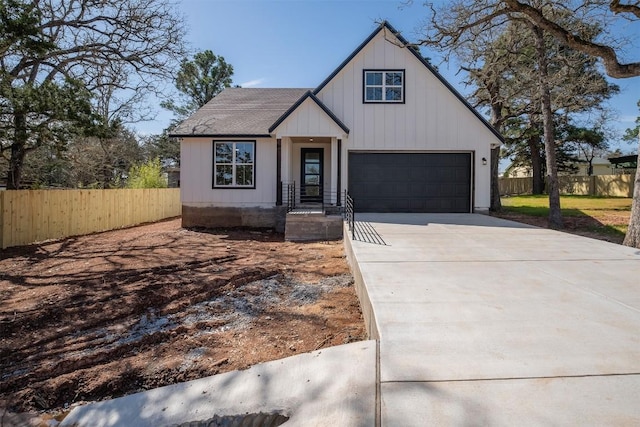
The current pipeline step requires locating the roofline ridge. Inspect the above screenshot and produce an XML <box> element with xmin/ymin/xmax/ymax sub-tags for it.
<box><xmin>312</xmin><ymin>21</ymin><xmax>504</xmax><ymax>143</ymax></box>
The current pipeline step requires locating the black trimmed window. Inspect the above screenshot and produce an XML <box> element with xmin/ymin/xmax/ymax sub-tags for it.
<box><xmin>213</xmin><ymin>141</ymin><xmax>255</xmax><ymax>188</ymax></box>
<box><xmin>364</xmin><ymin>70</ymin><xmax>404</xmax><ymax>103</ymax></box>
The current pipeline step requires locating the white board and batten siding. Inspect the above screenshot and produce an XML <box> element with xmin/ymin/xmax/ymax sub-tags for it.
<box><xmin>315</xmin><ymin>29</ymin><xmax>497</xmax><ymax>210</ymax></box>
<box><xmin>180</xmin><ymin>137</ymin><xmax>276</xmax><ymax>207</ymax></box>
<box><xmin>272</xmin><ymin>97</ymin><xmax>347</xmax><ymax>138</ymax></box>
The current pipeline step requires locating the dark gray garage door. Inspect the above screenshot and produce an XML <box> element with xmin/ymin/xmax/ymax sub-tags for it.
<box><xmin>348</xmin><ymin>152</ymin><xmax>472</xmax><ymax>213</ymax></box>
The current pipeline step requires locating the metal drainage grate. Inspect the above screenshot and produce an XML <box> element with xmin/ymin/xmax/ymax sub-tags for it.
<box><xmin>175</xmin><ymin>412</ymin><xmax>289</xmax><ymax>427</ymax></box>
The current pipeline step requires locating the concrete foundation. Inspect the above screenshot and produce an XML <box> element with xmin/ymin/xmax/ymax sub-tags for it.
<box><xmin>182</xmin><ymin>205</ymin><xmax>287</xmax><ymax>232</ymax></box>
<box><xmin>284</xmin><ymin>213</ymin><xmax>343</xmax><ymax>241</ymax></box>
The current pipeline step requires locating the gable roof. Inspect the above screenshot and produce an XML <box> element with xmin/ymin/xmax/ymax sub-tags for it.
<box><xmin>313</xmin><ymin>21</ymin><xmax>504</xmax><ymax>143</ymax></box>
<box><xmin>170</xmin><ymin>88</ymin><xmax>310</xmax><ymax>137</ymax></box>
<box><xmin>268</xmin><ymin>91</ymin><xmax>350</xmax><ymax>134</ymax></box>
<box><xmin>171</xmin><ymin>22</ymin><xmax>503</xmax><ymax>143</ymax></box>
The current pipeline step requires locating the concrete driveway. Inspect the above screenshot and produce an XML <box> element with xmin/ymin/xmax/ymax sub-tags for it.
<box><xmin>345</xmin><ymin>213</ymin><xmax>640</xmax><ymax>426</ymax></box>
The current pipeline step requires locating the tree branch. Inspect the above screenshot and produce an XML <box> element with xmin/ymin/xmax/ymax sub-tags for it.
<box><xmin>503</xmin><ymin>0</ymin><xmax>640</xmax><ymax>78</ymax></box>
<box><xmin>610</xmin><ymin>0</ymin><xmax>640</xmax><ymax>18</ymax></box>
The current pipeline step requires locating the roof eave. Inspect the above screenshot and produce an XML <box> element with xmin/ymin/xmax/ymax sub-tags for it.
<box><xmin>169</xmin><ymin>133</ymin><xmax>273</xmax><ymax>138</ymax></box>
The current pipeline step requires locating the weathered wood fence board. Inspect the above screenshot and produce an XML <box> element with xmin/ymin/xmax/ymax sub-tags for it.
<box><xmin>0</xmin><ymin>188</ymin><xmax>181</xmax><ymax>249</ymax></box>
<box><xmin>499</xmin><ymin>175</ymin><xmax>635</xmax><ymax>197</ymax></box>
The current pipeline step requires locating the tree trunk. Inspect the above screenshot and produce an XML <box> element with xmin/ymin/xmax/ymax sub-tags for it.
<box><xmin>488</xmin><ymin>95</ymin><xmax>502</xmax><ymax>211</ymax></box>
<box><xmin>490</xmin><ymin>146</ymin><xmax>502</xmax><ymax>211</ymax></box>
<box><xmin>533</xmin><ymin>26</ymin><xmax>563</xmax><ymax>228</ymax></box>
<box><xmin>529</xmin><ymin>136</ymin><xmax>545</xmax><ymax>195</ymax></box>
<box><xmin>7</xmin><ymin>112</ymin><xmax>28</xmax><ymax>190</ymax></box>
<box><xmin>623</xmin><ymin>134</ymin><xmax>640</xmax><ymax>248</ymax></box>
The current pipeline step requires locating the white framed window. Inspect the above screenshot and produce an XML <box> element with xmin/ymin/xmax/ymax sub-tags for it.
<box><xmin>363</xmin><ymin>70</ymin><xmax>404</xmax><ymax>103</ymax></box>
<box><xmin>213</xmin><ymin>141</ymin><xmax>255</xmax><ymax>188</ymax></box>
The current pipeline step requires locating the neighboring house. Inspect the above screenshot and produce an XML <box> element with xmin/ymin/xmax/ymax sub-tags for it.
<box><xmin>171</xmin><ymin>22</ymin><xmax>503</xmax><ymax>236</ymax></box>
<box><xmin>572</xmin><ymin>157</ymin><xmax>613</xmax><ymax>176</ymax></box>
<box><xmin>503</xmin><ymin>164</ymin><xmax>533</xmax><ymax>178</ymax></box>
<box><xmin>609</xmin><ymin>154</ymin><xmax>638</xmax><ymax>174</ymax></box>
<box><xmin>167</xmin><ymin>168</ymin><xmax>180</xmax><ymax>188</ymax></box>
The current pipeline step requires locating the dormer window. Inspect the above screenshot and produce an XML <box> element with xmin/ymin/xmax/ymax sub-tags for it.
<box><xmin>363</xmin><ymin>70</ymin><xmax>404</xmax><ymax>103</ymax></box>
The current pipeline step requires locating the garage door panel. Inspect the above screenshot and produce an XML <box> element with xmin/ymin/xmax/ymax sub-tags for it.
<box><xmin>348</xmin><ymin>153</ymin><xmax>471</xmax><ymax>213</ymax></box>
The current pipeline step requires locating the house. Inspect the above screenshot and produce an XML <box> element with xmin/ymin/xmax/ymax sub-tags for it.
<box><xmin>572</xmin><ymin>157</ymin><xmax>613</xmax><ymax>176</ymax></box>
<box><xmin>171</xmin><ymin>21</ymin><xmax>503</xmax><ymax>239</ymax></box>
<box><xmin>166</xmin><ymin>167</ymin><xmax>180</xmax><ymax>188</ymax></box>
<box><xmin>609</xmin><ymin>154</ymin><xmax>638</xmax><ymax>174</ymax></box>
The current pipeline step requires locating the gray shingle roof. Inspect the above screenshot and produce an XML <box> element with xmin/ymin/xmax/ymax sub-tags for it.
<box><xmin>170</xmin><ymin>87</ymin><xmax>310</xmax><ymax>137</ymax></box>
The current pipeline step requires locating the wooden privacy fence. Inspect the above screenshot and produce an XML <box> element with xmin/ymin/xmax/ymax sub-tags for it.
<box><xmin>0</xmin><ymin>188</ymin><xmax>181</xmax><ymax>249</ymax></box>
<box><xmin>499</xmin><ymin>175</ymin><xmax>635</xmax><ymax>197</ymax></box>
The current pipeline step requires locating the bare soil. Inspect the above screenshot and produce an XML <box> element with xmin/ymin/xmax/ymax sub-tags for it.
<box><xmin>0</xmin><ymin>218</ymin><xmax>365</xmax><ymax>423</ymax></box>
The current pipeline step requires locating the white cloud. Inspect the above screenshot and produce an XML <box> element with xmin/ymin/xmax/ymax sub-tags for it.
<box><xmin>239</xmin><ymin>78</ymin><xmax>266</xmax><ymax>88</ymax></box>
<box><xmin>619</xmin><ymin>115</ymin><xmax>637</xmax><ymax>123</ymax></box>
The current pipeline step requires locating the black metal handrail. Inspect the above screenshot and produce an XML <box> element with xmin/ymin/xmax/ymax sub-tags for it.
<box><xmin>282</xmin><ymin>182</ymin><xmax>344</xmax><ymax>213</ymax></box>
<box><xmin>286</xmin><ymin>182</ymin><xmax>296</xmax><ymax>212</ymax></box>
<box><xmin>345</xmin><ymin>190</ymin><xmax>355</xmax><ymax>240</ymax></box>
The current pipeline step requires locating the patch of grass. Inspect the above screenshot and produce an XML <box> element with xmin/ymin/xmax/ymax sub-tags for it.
<box><xmin>502</xmin><ymin>195</ymin><xmax>632</xmax><ymax>211</ymax></box>
<box><xmin>501</xmin><ymin>205</ymin><xmax>583</xmax><ymax>217</ymax></box>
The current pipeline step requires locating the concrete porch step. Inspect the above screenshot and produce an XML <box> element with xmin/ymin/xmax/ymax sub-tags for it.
<box><xmin>284</xmin><ymin>212</ymin><xmax>343</xmax><ymax>241</ymax></box>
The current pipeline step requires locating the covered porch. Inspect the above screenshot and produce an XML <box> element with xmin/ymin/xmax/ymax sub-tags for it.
<box><xmin>268</xmin><ymin>90</ymin><xmax>350</xmax><ymax>240</ymax></box>
<box><xmin>275</xmin><ymin>136</ymin><xmax>346</xmax><ymax>241</ymax></box>
<box><xmin>276</xmin><ymin>136</ymin><xmax>345</xmax><ymax>213</ymax></box>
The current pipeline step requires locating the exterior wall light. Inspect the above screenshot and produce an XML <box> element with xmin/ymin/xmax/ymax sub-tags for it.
<box><xmin>482</xmin><ymin>157</ymin><xmax>487</xmax><ymax>165</ymax></box>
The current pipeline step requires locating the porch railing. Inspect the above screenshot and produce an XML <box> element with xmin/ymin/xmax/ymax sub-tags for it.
<box><xmin>345</xmin><ymin>190</ymin><xmax>355</xmax><ymax>240</ymax></box>
<box><xmin>282</xmin><ymin>182</ymin><xmax>345</xmax><ymax>213</ymax></box>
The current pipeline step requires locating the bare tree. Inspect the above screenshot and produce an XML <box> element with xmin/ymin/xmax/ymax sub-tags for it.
<box><xmin>500</xmin><ymin>0</ymin><xmax>640</xmax><ymax>78</ymax></box>
<box><xmin>420</xmin><ymin>0</ymin><xmax>634</xmax><ymax>232</ymax></box>
<box><xmin>0</xmin><ymin>0</ymin><xmax>186</xmax><ymax>189</ymax></box>
<box><xmin>487</xmin><ymin>0</ymin><xmax>640</xmax><ymax>247</ymax></box>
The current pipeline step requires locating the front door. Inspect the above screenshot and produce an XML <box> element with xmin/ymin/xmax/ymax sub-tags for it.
<box><xmin>300</xmin><ymin>148</ymin><xmax>323</xmax><ymax>203</ymax></box>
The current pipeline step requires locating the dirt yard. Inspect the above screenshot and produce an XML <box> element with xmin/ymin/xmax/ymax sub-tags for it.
<box><xmin>0</xmin><ymin>218</ymin><xmax>366</xmax><ymax>423</ymax></box>
<box><xmin>492</xmin><ymin>211</ymin><xmax>630</xmax><ymax>244</ymax></box>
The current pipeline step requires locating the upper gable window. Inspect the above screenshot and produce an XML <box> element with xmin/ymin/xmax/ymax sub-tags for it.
<box><xmin>363</xmin><ymin>70</ymin><xmax>404</xmax><ymax>103</ymax></box>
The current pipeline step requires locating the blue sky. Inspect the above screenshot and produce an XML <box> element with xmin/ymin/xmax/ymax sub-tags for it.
<box><xmin>139</xmin><ymin>0</ymin><xmax>640</xmax><ymax>152</ymax></box>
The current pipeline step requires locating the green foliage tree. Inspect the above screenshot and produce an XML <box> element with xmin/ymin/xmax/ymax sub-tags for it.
<box><xmin>421</xmin><ymin>0</ymin><xmax>640</xmax><ymax>245</ymax></box>
<box><xmin>562</xmin><ymin>124</ymin><xmax>608</xmax><ymax>176</ymax></box>
<box><xmin>0</xmin><ymin>0</ymin><xmax>185</xmax><ymax>189</ymax></box>
<box><xmin>156</xmin><ymin>50</ymin><xmax>234</xmax><ymax>169</ymax></box>
<box><xmin>162</xmin><ymin>50</ymin><xmax>234</xmax><ymax>119</ymax></box>
<box><xmin>141</xmin><ymin>131</ymin><xmax>180</xmax><ymax>169</ymax></box>
<box><xmin>0</xmin><ymin>120</ymin><xmax>144</xmax><ymax>189</ymax></box>
<box><xmin>0</xmin><ymin>78</ymin><xmax>98</xmax><ymax>188</ymax></box>
<box><xmin>421</xmin><ymin>1</ymin><xmax>621</xmax><ymax>228</ymax></box>
<box><xmin>126</xmin><ymin>158</ymin><xmax>167</xmax><ymax>189</ymax></box>
<box><xmin>472</xmin><ymin>20</ymin><xmax>616</xmax><ymax>194</ymax></box>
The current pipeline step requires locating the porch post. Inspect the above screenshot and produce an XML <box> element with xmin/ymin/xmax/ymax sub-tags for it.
<box><xmin>337</xmin><ymin>138</ymin><xmax>342</xmax><ymax>206</ymax></box>
<box><xmin>330</xmin><ymin>137</ymin><xmax>338</xmax><ymax>205</ymax></box>
<box><xmin>276</xmin><ymin>138</ymin><xmax>282</xmax><ymax>206</ymax></box>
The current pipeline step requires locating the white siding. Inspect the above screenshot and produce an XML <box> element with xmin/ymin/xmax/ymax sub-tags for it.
<box><xmin>273</xmin><ymin>97</ymin><xmax>347</xmax><ymax>138</ymax></box>
<box><xmin>180</xmin><ymin>137</ymin><xmax>277</xmax><ymax>207</ymax></box>
<box><xmin>316</xmin><ymin>29</ymin><xmax>499</xmax><ymax>210</ymax></box>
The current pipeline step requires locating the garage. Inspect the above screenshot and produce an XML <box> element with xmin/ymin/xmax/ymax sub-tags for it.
<box><xmin>348</xmin><ymin>152</ymin><xmax>472</xmax><ymax>213</ymax></box>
